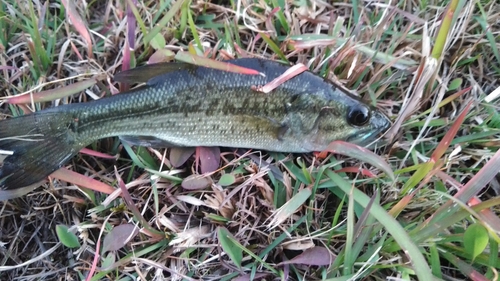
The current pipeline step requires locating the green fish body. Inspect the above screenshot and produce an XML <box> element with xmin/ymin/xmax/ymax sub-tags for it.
<box><xmin>0</xmin><ymin>58</ymin><xmax>390</xmax><ymax>192</ymax></box>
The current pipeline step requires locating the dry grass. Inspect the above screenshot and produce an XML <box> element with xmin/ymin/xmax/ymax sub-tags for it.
<box><xmin>1</xmin><ymin>0</ymin><xmax>500</xmax><ymax>280</ymax></box>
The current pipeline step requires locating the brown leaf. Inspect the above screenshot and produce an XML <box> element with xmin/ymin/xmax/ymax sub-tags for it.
<box><xmin>148</xmin><ymin>49</ymin><xmax>176</xmax><ymax>64</ymax></box>
<box><xmin>51</xmin><ymin>168</ymin><xmax>115</xmax><ymax>194</ymax></box>
<box><xmin>102</xmin><ymin>224</ymin><xmax>139</xmax><ymax>253</ymax></box>
<box><xmin>170</xmin><ymin>147</ymin><xmax>195</xmax><ymax>167</ymax></box>
<box><xmin>280</xmin><ymin>247</ymin><xmax>335</xmax><ymax>266</ymax></box>
<box><xmin>198</xmin><ymin>146</ymin><xmax>220</xmax><ymax>174</ymax></box>
<box><xmin>182</xmin><ymin>175</ymin><xmax>212</xmax><ymax>191</ymax></box>
<box><xmin>6</xmin><ymin>77</ymin><xmax>100</xmax><ymax>104</ymax></box>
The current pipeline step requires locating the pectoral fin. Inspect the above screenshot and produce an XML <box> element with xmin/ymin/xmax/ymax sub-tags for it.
<box><xmin>286</xmin><ymin>94</ymin><xmax>324</xmax><ymax>134</ymax></box>
<box><xmin>277</xmin><ymin>124</ymin><xmax>289</xmax><ymax>140</ymax></box>
<box><xmin>119</xmin><ymin>136</ymin><xmax>186</xmax><ymax>148</ymax></box>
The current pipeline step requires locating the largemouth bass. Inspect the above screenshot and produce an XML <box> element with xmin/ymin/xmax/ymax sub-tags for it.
<box><xmin>0</xmin><ymin>58</ymin><xmax>390</xmax><ymax>192</ymax></box>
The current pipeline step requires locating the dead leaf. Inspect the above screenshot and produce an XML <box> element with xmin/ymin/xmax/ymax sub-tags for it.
<box><xmin>102</xmin><ymin>224</ymin><xmax>139</xmax><ymax>253</ymax></box>
<box><xmin>181</xmin><ymin>175</ymin><xmax>212</xmax><ymax>190</ymax></box>
<box><xmin>170</xmin><ymin>147</ymin><xmax>195</xmax><ymax>167</ymax></box>
<box><xmin>279</xmin><ymin>246</ymin><xmax>335</xmax><ymax>266</ymax></box>
<box><xmin>198</xmin><ymin>146</ymin><xmax>220</xmax><ymax>174</ymax></box>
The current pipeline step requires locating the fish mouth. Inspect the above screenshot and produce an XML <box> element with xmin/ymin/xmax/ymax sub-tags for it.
<box><xmin>347</xmin><ymin>110</ymin><xmax>391</xmax><ymax>146</ymax></box>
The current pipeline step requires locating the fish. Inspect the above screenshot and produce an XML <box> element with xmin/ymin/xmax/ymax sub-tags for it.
<box><xmin>0</xmin><ymin>58</ymin><xmax>391</xmax><ymax>193</ymax></box>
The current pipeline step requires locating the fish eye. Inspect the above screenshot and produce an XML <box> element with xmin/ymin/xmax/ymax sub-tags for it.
<box><xmin>347</xmin><ymin>105</ymin><xmax>370</xmax><ymax>126</ymax></box>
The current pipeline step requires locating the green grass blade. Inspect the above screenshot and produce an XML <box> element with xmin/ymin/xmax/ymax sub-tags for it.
<box><xmin>325</xmin><ymin>170</ymin><xmax>433</xmax><ymax>281</ymax></box>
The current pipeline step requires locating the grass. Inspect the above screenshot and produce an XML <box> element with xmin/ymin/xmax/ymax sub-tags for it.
<box><xmin>1</xmin><ymin>0</ymin><xmax>500</xmax><ymax>280</ymax></box>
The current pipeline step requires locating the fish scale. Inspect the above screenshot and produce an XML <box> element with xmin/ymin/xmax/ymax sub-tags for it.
<box><xmin>0</xmin><ymin>58</ymin><xmax>391</xmax><ymax>194</ymax></box>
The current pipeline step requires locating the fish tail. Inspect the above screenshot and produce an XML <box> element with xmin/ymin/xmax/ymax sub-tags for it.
<box><xmin>0</xmin><ymin>110</ymin><xmax>83</xmax><ymax>192</ymax></box>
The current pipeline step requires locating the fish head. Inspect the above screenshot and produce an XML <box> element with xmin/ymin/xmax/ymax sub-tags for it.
<box><xmin>301</xmin><ymin>92</ymin><xmax>391</xmax><ymax>151</ymax></box>
<box><xmin>343</xmin><ymin>105</ymin><xmax>391</xmax><ymax>144</ymax></box>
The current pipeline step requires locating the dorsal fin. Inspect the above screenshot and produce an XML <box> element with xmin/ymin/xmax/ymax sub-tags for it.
<box><xmin>114</xmin><ymin>62</ymin><xmax>196</xmax><ymax>85</ymax></box>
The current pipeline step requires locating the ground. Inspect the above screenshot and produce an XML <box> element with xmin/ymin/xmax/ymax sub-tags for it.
<box><xmin>0</xmin><ymin>0</ymin><xmax>500</xmax><ymax>280</ymax></box>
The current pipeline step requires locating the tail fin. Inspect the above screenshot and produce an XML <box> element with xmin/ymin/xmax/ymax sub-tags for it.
<box><xmin>0</xmin><ymin>111</ymin><xmax>83</xmax><ymax>193</ymax></box>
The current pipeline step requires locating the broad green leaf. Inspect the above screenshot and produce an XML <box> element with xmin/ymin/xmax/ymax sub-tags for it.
<box><xmin>56</xmin><ymin>225</ymin><xmax>80</xmax><ymax>248</ymax></box>
<box><xmin>135</xmin><ymin>147</ymin><xmax>159</xmax><ymax>170</ymax></box>
<box><xmin>150</xmin><ymin>33</ymin><xmax>166</xmax><ymax>50</ymax></box>
<box><xmin>101</xmin><ymin>252</ymin><xmax>115</xmax><ymax>269</ymax></box>
<box><xmin>448</xmin><ymin>78</ymin><xmax>462</xmax><ymax>91</ymax></box>
<box><xmin>218</xmin><ymin>174</ymin><xmax>236</xmax><ymax>186</ymax></box>
<box><xmin>217</xmin><ymin>227</ymin><xmax>243</xmax><ymax>268</ymax></box>
<box><xmin>463</xmin><ymin>223</ymin><xmax>489</xmax><ymax>261</ymax></box>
